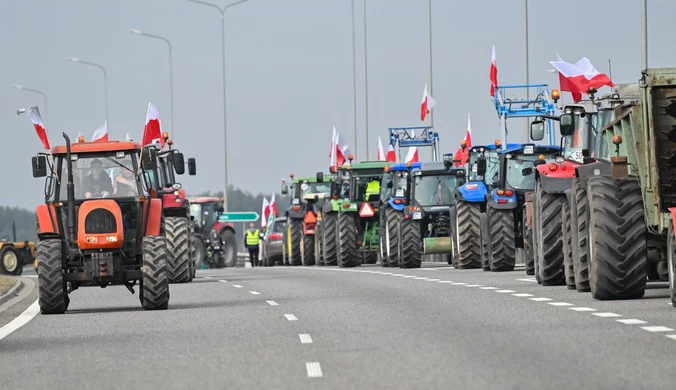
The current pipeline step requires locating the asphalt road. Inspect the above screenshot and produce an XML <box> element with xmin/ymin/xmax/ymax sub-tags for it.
<box><xmin>2</xmin><ymin>264</ymin><xmax>676</xmax><ymax>389</ymax></box>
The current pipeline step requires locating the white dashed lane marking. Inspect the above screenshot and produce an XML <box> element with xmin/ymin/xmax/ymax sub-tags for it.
<box><xmin>218</xmin><ymin>280</ymin><xmax>228</xmax><ymax>283</ymax></box>
<box><xmin>569</xmin><ymin>307</ymin><xmax>597</xmax><ymax>312</ymax></box>
<box><xmin>641</xmin><ymin>326</ymin><xmax>675</xmax><ymax>332</ymax></box>
<box><xmin>464</xmin><ymin>284</ymin><xmax>483</xmax><ymax>287</ymax></box>
<box><xmin>495</xmin><ymin>289</ymin><xmax>515</xmax><ymax>293</ymax></box>
<box><xmin>592</xmin><ymin>312</ymin><xmax>622</xmax><ymax>318</ymax></box>
<box><xmin>517</xmin><ymin>278</ymin><xmax>538</xmax><ymax>283</ymax></box>
<box><xmin>617</xmin><ymin>319</ymin><xmax>648</xmax><ymax>325</ymax></box>
<box><xmin>306</xmin><ymin>362</ymin><xmax>323</xmax><ymax>378</ymax></box>
<box><xmin>233</xmin><ymin>285</ymin><xmax>243</xmax><ymax>288</ymax></box>
<box><xmin>437</xmin><ymin>281</ymin><xmax>454</xmax><ymax>284</ymax></box>
<box><xmin>266</xmin><ymin>300</ymin><xmax>279</xmax><ymax>306</ymax></box>
<box><xmin>249</xmin><ymin>291</ymin><xmax>260</xmax><ymax>295</ymax></box>
<box><xmin>529</xmin><ymin>297</ymin><xmax>553</xmax><ymax>302</ymax></box>
<box><xmin>452</xmin><ymin>282</ymin><xmax>467</xmax><ymax>285</ymax></box>
<box><xmin>480</xmin><ymin>287</ymin><xmax>498</xmax><ymax>290</ymax></box>
<box><xmin>426</xmin><ymin>279</ymin><xmax>441</xmax><ymax>282</ymax></box>
<box><xmin>299</xmin><ymin>334</ymin><xmax>313</xmax><ymax>344</ymax></box>
<box><xmin>548</xmin><ymin>302</ymin><xmax>574</xmax><ymax>307</ymax></box>
<box><xmin>666</xmin><ymin>335</ymin><xmax>676</xmax><ymax>341</ymax></box>
<box><xmin>285</xmin><ymin>314</ymin><xmax>298</xmax><ymax>321</ymax></box>
<box><xmin>512</xmin><ymin>293</ymin><xmax>534</xmax><ymax>297</ymax></box>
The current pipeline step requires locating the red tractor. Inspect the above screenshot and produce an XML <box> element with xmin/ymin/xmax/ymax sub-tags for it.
<box><xmin>188</xmin><ymin>197</ymin><xmax>238</xmax><ymax>268</ymax></box>
<box><xmin>143</xmin><ymin>133</ymin><xmax>197</xmax><ymax>282</ymax></box>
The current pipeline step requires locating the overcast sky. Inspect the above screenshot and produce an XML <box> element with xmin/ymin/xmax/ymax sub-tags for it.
<box><xmin>2</xmin><ymin>0</ymin><xmax>674</xmax><ymax>210</ymax></box>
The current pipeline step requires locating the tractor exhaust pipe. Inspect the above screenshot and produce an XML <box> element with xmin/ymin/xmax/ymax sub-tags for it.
<box><xmin>63</xmin><ymin>132</ymin><xmax>77</xmax><ymax>244</ymax></box>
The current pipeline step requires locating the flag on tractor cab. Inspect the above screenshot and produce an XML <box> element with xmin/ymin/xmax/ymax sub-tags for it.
<box><xmin>420</xmin><ymin>84</ymin><xmax>436</xmax><ymax>122</ymax></box>
<box><xmin>92</xmin><ymin>119</ymin><xmax>108</xmax><ymax>142</ymax></box>
<box><xmin>142</xmin><ymin>102</ymin><xmax>165</xmax><ymax>147</ymax></box>
<box><xmin>386</xmin><ymin>143</ymin><xmax>396</xmax><ymax>163</ymax></box>
<box><xmin>454</xmin><ymin>114</ymin><xmax>473</xmax><ymax>166</ymax></box>
<box><xmin>550</xmin><ymin>57</ymin><xmax>614</xmax><ymax>98</ymax></box>
<box><xmin>405</xmin><ymin>147</ymin><xmax>419</xmax><ymax>163</ymax></box>
<box><xmin>25</xmin><ymin>106</ymin><xmax>50</xmax><ymax>150</ymax></box>
<box><xmin>377</xmin><ymin>136</ymin><xmax>386</xmax><ymax>161</ymax></box>
<box><xmin>489</xmin><ymin>45</ymin><xmax>498</xmax><ymax>97</ymax></box>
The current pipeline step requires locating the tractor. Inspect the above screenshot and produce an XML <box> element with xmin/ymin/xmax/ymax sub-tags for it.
<box><xmin>479</xmin><ymin>144</ymin><xmax>561</xmax><ymax>273</ymax></box>
<box><xmin>320</xmin><ymin>158</ymin><xmax>389</xmax><ymax>267</ymax></box>
<box><xmin>0</xmin><ymin>221</ymin><xmax>36</xmax><ymax>275</ymax></box>
<box><xmin>280</xmin><ymin>172</ymin><xmax>334</xmax><ymax>266</ymax></box>
<box><xmin>143</xmin><ymin>133</ymin><xmax>198</xmax><ymax>282</ymax></box>
<box><xmin>31</xmin><ymin>134</ymin><xmax>170</xmax><ymax>314</ymax></box>
<box><xmin>382</xmin><ymin>156</ymin><xmax>466</xmax><ymax>268</ymax></box>
<box><xmin>188</xmin><ymin>197</ymin><xmax>237</xmax><ymax>269</ymax></box>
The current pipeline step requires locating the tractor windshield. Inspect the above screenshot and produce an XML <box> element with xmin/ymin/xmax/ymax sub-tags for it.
<box><xmin>298</xmin><ymin>182</ymin><xmax>332</xmax><ymax>198</ymax></box>
<box><xmin>381</xmin><ymin>171</ymin><xmax>409</xmax><ymax>200</ymax></box>
<box><xmin>353</xmin><ymin>173</ymin><xmax>382</xmax><ymax>202</ymax></box>
<box><xmin>468</xmin><ymin>149</ymin><xmax>499</xmax><ymax>184</ymax></box>
<box><xmin>564</xmin><ymin>114</ymin><xmax>590</xmax><ymax>163</ymax></box>
<box><xmin>505</xmin><ymin>154</ymin><xmax>549</xmax><ymax>190</ymax></box>
<box><xmin>190</xmin><ymin>202</ymin><xmax>219</xmax><ymax>232</ymax></box>
<box><xmin>57</xmin><ymin>151</ymin><xmax>140</xmax><ymax>201</ymax></box>
<box><xmin>413</xmin><ymin>175</ymin><xmax>456</xmax><ymax>206</ymax></box>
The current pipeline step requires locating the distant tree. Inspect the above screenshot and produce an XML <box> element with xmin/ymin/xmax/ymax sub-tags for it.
<box><xmin>0</xmin><ymin>206</ymin><xmax>37</xmax><ymax>242</ymax></box>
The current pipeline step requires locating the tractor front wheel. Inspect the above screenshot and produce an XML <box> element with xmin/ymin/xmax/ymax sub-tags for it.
<box><xmin>337</xmin><ymin>213</ymin><xmax>359</xmax><ymax>268</ymax></box>
<box><xmin>140</xmin><ymin>236</ymin><xmax>170</xmax><ymax>310</ymax></box>
<box><xmin>37</xmin><ymin>239</ymin><xmax>68</xmax><ymax>314</ymax></box>
<box><xmin>287</xmin><ymin>218</ymin><xmax>302</xmax><ymax>266</ymax></box>
<box><xmin>455</xmin><ymin>201</ymin><xmax>482</xmax><ymax>269</ymax></box>
<box><xmin>668</xmin><ymin>223</ymin><xmax>676</xmax><ymax>307</ymax></box>
<box><xmin>301</xmin><ymin>234</ymin><xmax>316</xmax><ymax>266</ymax></box>
<box><xmin>321</xmin><ymin>212</ymin><xmax>338</xmax><ymax>266</ymax></box>
<box><xmin>535</xmin><ymin>180</ymin><xmax>566</xmax><ymax>286</ymax></box>
<box><xmin>571</xmin><ymin>177</ymin><xmax>590</xmax><ymax>292</ymax></box>
<box><xmin>165</xmin><ymin>216</ymin><xmax>191</xmax><ymax>284</ymax></box>
<box><xmin>523</xmin><ymin>207</ymin><xmax>534</xmax><ymax>275</ymax></box>
<box><xmin>385</xmin><ymin>208</ymin><xmax>402</xmax><ymax>267</ymax></box>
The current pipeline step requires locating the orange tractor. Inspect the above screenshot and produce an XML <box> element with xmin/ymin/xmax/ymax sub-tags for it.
<box><xmin>31</xmin><ymin>133</ymin><xmax>170</xmax><ymax>314</ymax></box>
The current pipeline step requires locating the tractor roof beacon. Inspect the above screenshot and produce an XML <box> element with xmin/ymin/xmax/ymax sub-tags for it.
<box><xmin>280</xmin><ymin>172</ymin><xmax>335</xmax><ymax>267</ymax></box>
<box><xmin>31</xmin><ymin>135</ymin><xmax>170</xmax><ymax>314</ymax></box>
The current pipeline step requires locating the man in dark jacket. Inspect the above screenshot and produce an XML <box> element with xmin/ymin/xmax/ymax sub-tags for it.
<box><xmin>82</xmin><ymin>159</ymin><xmax>114</xmax><ymax>198</ymax></box>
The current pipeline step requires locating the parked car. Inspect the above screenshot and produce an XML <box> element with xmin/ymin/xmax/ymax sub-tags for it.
<box><xmin>262</xmin><ymin>217</ymin><xmax>286</xmax><ymax>266</ymax></box>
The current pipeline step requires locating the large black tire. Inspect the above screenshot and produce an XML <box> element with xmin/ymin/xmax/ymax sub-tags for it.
<box><xmin>668</xmin><ymin>223</ymin><xmax>676</xmax><ymax>307</ymax></box>
<box><xmin>187</xmin><ymin>221</ymin><xmax>195</xmax><ymax>281</ymax></box>
<box><xmin>321</xmin><ymin>212</ymin><xmax>338</xmax><ymax>266</ymax></box>
<box><xmin>165</xmin><ymin>216</ymin><xmax>191</xmax><ymax>284</ymax></box>
<box><xmin>362</xmin><ymin>250</ymin><xmax>377</xmax><ymax>265</ymax></box>
<box><xmin>378</xmin><ymin>234</ymin><xmax>388</xmax><ymax>267</ymax></box>
<box><xmin>301</xmin><ymin>234</ymin><xmax>316</xmax><ymax>266</ymax></box>
<box><xmin>535</xmin><ymin>179</ymin><xmax>566</xmax><ymax>286</ymax></box>
<box><xmin>479</xmin><ymin>214</ymin><xmax>490</xmax><ymax>271</ymax></box>
<box><xmin>337</xmin><ymin>213</ymin><xmax>359</xmax><ymax>268</ymax></box>
<box><xmin>385</xmin><ymin>208</ymin><xmax>402</xmax><ymax>267</ymax></box>
<box><xmin>220</xmin><ymin>229</ymin><xmax>238</xmax><ymax>268</ymax></box>
<box><xmin>315</xmin><ymin>222</ymin><xmax>325</xmax><ymax>266</ymax></box>
<box><xmin>561</xmin><ymin>199</ymin><xmax>576</xmax><ymax>290</ymax></box>
<box><xmin>523</xmin><ymin>206</ymin><xmax>534</xmax><ymax>275</ymax></box>
<box><xmin>587</xmin><ymin>176</ymin><xmax>647</xmax><ymax>300</ymax></box>
<box><xmin>399</xmin><ymin>218</ymin><xmax>422</xmax><ymax>269</ymax></box>
<box><xmin>287</xmin><ymin>218</ymin><xmax>302</xmax><ymax>266</ymax></box>
<box><xmin>488</xmin><ymin>207</ymin><xmax>516</xmax><ymax>272</ymax></box>
<box><xmin>0</xmin><ymin>246</ymin><xmax>21</xmax><ymax>275</ymax></box>
<box><xmin>37</xmin><ymin>239</ymin><xmax>68</xmax><ymax>314</ymax></box>
<box><xmin>193</xmin><ymin>237</ymin><xmax>205</xmax><ymax>271</ymax></box>
<box><xmin>570</xmin><ymin>177</ymin><xmax>590</xmax><ymax>291</ymax></box>
<box><xmin>141</xmin><ymin>235</ymin><xmax>170</xmax><ymax>310</ymax></box>
<box><xmin>456</xmin><ymin>201</ymin><xmax>482</xmax><ymax>269</ymax></box>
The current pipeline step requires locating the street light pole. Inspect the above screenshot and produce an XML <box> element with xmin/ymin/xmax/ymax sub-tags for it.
<box><xmin>124</xmin><ymin>28</ymin><xmax>175</xmax><ymax>141</ymax></box>
<box><xmin>63</xmin><ymin>57</ymin><xmax>109</xmax><ymax>131</ymax></box>
<box><xmin>523</xmin><ymin>0</ymin><xmax>530</xmax><ymax>142</ymax></box>
<box><xmin>187</xmin><ymin>0</ymin><xmax>252</xmax><ymax>212</ymax></box>
<box><xmin>428</xmin><ymin>0</ymin><xmax>434</xmax><ymax>160</ymax></box>
<box><xmin>363</xmin><ymin>0</ymin><xmax>370</xmax><ymax>160</ymax></box>
<box><xmin>351</xmin><ymin>0</ymin><xmax>358</xmax><ymax>159</ymax></box>
<box><xmin>641</xmin><ymin>0</ymin><xmax>647</xmax><ymax>70</ymax></box>
<box><xmin>11</xmin><ymin>84</ymin><xmax>49</xmax><ymax>127</ymax></box>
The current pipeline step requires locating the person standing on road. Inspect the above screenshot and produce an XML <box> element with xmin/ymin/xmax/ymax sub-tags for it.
<box><xmin>245</xmin><ymin>223</ymin><xmax>262</xmax><ymax>267</ymax></box>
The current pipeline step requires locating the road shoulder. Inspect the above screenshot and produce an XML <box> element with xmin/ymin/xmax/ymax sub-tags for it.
<box><xmin>0</xmin><ymin>276</ymin><xmax>38</xmax><ymax>329</ymax></box>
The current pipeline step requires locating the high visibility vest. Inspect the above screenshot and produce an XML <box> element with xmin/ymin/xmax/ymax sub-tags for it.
<box><xmin>246</xmin><ymin>229</ymin><xmax>260</xmax><ymax>246</ymax></box>
<box><xmin>366</xmin><ymin>180</ymin><xmax>380</xmax><ymax>199</ymax></box>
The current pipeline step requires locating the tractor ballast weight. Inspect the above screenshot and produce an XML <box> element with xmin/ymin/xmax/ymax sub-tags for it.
<box><xmin>31</xmin><ymin>136</ymin><xmax>170</xmax><ymax>314</ymax></box>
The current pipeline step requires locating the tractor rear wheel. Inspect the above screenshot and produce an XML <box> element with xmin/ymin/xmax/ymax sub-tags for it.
<box><xmin>523</xmin><ymin>207</ymin><xmax>534</xmax><ymax>275</ymax></box>
<box><xmin>0</xmin><ymin>246</ymin><xmax>21</xmax><ymax>275</ymax></box>
<box><xmin>385</xmin><ymin>208</ymin><xmax>402</xmax><ymax>267</ymax></box>
<box><xmin>571</xmin><ymin>177</ymin><xmax>590</xmax><ymax>292</ymax></box>
<box><xmin>337</xmin><ymin>213</ymin><xmax>359</xmax><ymax>268</ymax></box>
<box><xmin>587</xmin><ymin>176</ymin><xmax>647</xmax><ymax>300</ymax></box>
<box><xmin>165</xmin><ymin>216</ymin><xmax>191</xmax><ymax>284</ymax></box>
<box><xmin>378</xmin><ymin>234</ymin><xmax>388</xmax><ymax>267</ymax></box>
<box><xmin>315</xmin><ymin>223</ymin><xmax>324</xmax><ymax>266</ymax></box>
<box><xmin>488</xmin><ymin>207</ymin><xmax>516</xmax><ymax>272</ymax></box>
<box><xmin>362</xmin><ymin>251</ymin><xmax>377</xmax><ymax>265</ymax></box>
<box><xmin>535</xmin><ymin>180</ymin><xmax>566</xmax><ymax>286</ymax></box>
<box><xmin>301</xmin><ymin>234</ymin><xmax>316</xmax><ymax>266</ymax></box>
<box><xmin>562</xmin><ymin>199</ymin><xmax>576</xmax><ymax>289</ymax></box>
<box><xmin>321</xmin><ymin>212</ymin><xmax>338</xmax><ymax>266</ymax></box>
<box><xmin>287</xmin><ymin>218</ymin><xmax>302</xmax><ymax>266</ymax></box>
<box><xmin>456</xmin><ymin>200</ymin><xmax>482</xmax><ymax>269</ymax></box>
<box><xmin>399</xmin><ymin>218</ymin><xmax>422</xmax><ymax>268</ymax></box>
<box><xmin>141</xmin><ymin>236</ymin><xmax>170</xmax><ymax>310</ymax></box>
<box><xmin>37</xmin><ymin>239</ymin><xmax>68</xmax><ymax>314</ymax></box>
<box><xmin>480</xmin><ymin>213</ymin><xmax>490</xmax><ymax>271</ymax></box>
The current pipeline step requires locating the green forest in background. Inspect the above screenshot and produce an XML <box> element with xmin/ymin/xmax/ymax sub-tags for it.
<box><xmin>0</xmin><ymin>185</ymin><xmax>290</xmax><ymax>242</ymax></box>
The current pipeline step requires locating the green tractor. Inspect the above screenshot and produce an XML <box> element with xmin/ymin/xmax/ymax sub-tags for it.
<box><xmin>319</xmin><ymin>159</ymin><xmax>390</xmax><ymax>267</ymax></box>
<box><xmin>280</xmin><ymin>172</ymin><xmax>334</xmax><ymax>266</ymax></box>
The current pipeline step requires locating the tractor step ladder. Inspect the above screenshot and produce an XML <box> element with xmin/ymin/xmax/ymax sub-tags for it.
<box><xmin>493</xmin><ymin>83</ymin><xmax>557</xmax><ymax>148</ymax></box>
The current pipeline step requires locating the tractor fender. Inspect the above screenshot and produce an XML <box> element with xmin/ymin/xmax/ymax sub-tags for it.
<box><xmin>387</xmin><ymin>198</ymin><xmax>406</xmax><ymax>211</ymax></box>
<box><xmin>537</xmin><ymin>174</ymin><xmax>573</xmax><ymax>194</ymax></box>
<box><xmin>575</xmin><ymin>160</ymin><xmax>612</xmax><ymax>185</ymax></box>
<box><xmin>456</xmin><ymin>181</ymin><xmax>488</xmax><ymax>203</ymax></box>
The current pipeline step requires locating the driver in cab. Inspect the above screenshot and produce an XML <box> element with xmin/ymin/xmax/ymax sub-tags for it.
<box><xmin>82</xmin><ymin>159</ymin><xmax>114</xmax><ymax>199</ymax></box>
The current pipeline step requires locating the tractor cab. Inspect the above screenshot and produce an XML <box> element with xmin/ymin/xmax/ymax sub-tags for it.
<box><xmin>493</xmin><ymin>144</ymin><xmax>563</xmax><ymax>201</ymax></box>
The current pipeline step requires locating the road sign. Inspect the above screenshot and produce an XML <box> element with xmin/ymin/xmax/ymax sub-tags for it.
<box><xmin>359</xmin><ymin>203</ymin><xmax>375</xmax><ymax>218</ymax></box>
<box><xmin>218</xmin><ymin>211</ymin><xmax>259</xmax><ymax>222</ymax></box>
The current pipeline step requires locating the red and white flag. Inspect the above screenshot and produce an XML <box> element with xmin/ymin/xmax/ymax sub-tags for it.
<box><xmin>329</xmin><ymin>126</ymin><xmax>337</xmax><ymax>166</ymax></box>
<box><xmin>489</xmin><ymin>45</ymin><xmax>498</xmax><ymax>97</ymax></box>
<box><xmin>454</xmin><ymin>114</ymin><xmax>473</xmax><ymax>167</ymax></box>
<box><xmin>405</xmin><ymin>147</ymin><xmax>418</xmax><ymax>163</ymax></box>
<box><xmin>142</xmin><ymin>102</ymin><xmax>165</xmax><ymax>147</ymax></box>
<box><xmin>377</xmin><ymin>135</ymin><xmax>386</xmax><ymax>161</ymax></box>
<box><xmin>269</xmin><ymin>192</ymin><xmax>278</xmax><ymax>218</ymax></box>
<box><xmin>91</xmin><ymin>120</ymin><xmax>108</xmax><ymax>142</ymax></box>
<box><xmin>550</xmin><ymin>57</ymin><xmax>614</xmax><ymax>97</ymax></box>
<box><xmin>334</xmin><ymin>130</ymin><xmax>351</xmax><ymax>166</ymax></box>
<box><xmin>420</xmin><ymin>83</ymin><xmax>436</xmax><ymax>121</ymax></box>
<box><xmin>386</xmin><ymin>144</ymin><xmax>397</xmax><ymax>162</ymax></box>
<box><xmin>553</xmin><ymin>54</ymin><xmax>582</xmax><ymax>102</ymax></box>
<box><xmin>261</xmin><ymin>197</ymin><xmax>270</xmax><ymax>227</ymax></box>
<box><xmin>25</xmin><ymin>106</ymin><xmax>50</xmax><ymax>150</ymax></box>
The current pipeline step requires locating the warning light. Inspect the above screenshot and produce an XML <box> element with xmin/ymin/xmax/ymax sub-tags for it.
<box><xmin>78</xmin><ymin>135</ymin><xmax>85</xmax><ymax>143</ymax></box>
<box><xmin>167</xmin><ymin>139</ymin><xmax>173</xmax><ymax>145</ymax></box>
<box><xmin>495</xmin><ymin>140</ymin><xmax>501</xmax><ymax>147</ymax></box>
<box><xmin>290</xmin><ymin>173</ymin><xmax>294</xmax><ymax>178</ymax></box>
<box><xmin>612</xmin><ymin>135</ymin><xmax>623</xmax><ymax>145</ymax></box>
<box><xmin>384</xmin><ymin>166</ymin><xmax>391</xmax><ymax>172</ymax></box>
<box><xmin>539</xmin><ymin>154</ymin><xmax>545</xmax><ymax>160</ymax></box>
<box><xmin>407</xmin><ymin>161</ymin><xmax>412</xmax><ymax>168</ymax></box>
<box><xmin>551</xmin><ymin>89</ymin><xmax>560</xmax><ymax>102</ymax></box>
<box><xmin>348</xmin><ymin>154</ymin><xmax>354</xmax><ymax>161</ymax></box>
<box><xmin>162</xmin><ymin>132</ymin><xmax>169</xmax><ymax>140</ymax></box>
<box><xmin>461</xmin><ymin>140</ymin><xmax>467</xmax><ymax>148</ymax></box>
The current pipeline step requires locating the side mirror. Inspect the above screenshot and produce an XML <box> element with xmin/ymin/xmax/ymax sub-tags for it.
<box><xmin>188</xmin><ymin>158</ymin><xmax>196</xmax><ymax>175</ymax></box>
<box><xmin>559</xmin><ymin>113</ymin><xmax>575</xmax><ymax>136</ymax></box>
<box><xmin>217</xmin><ymin>206</ymin><xmax>224</xmax><ymax>214</ymax></box>
<box><xmin>443</xmin><ymin>153</ymin><xmax>454</xmax><ymax>169</ymax></box>
<box><xmin>530</xmin><ymin>120</ymin><xmax>545</xmax><ymax>141</ymax></box>
<box><xmin>281</xmin><ymin>184</ymin><xmax>289</xmax><ymax>195</ymax></box>
<box><xmin>173</xmin><ymin>152</ymin><xmax>186</xmax><ymax>175</ymax></box>
<box><xmin>142</xmin><ymin>147</ymin><xmax>158</xmax><ymax>170</ymax></box>
<box><xmin>316</xmin><ymin>172</ymin><xmax>324</xmax><ymax>183</ymax></box>
<box><xmin>32</xmin><ymin>155</ymin><xmax>47</xmax><ymax>178</ymax></box>
<box><xmin>477</xmin><ymin>157</ymin><xmax>487</xmax><ymax>177</ymax></box>
<box><xmin>522</xmin><ymin>167</ymin><xmax>534</xmax><ymax>176</ymax></box>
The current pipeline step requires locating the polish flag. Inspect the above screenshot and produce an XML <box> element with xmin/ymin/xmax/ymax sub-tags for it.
<box><xmin>25</xmin><ymin>106</ymin><xmax>50</xmax><ymax>150</ymax></box>
<box><xmin>489</xmin><ymin>45</ymin><xmax>498</xmax><ymax>97</ymax></box>
<box><xmin>91</xmin><ymin>120</ymin><xmax>108</xmax><ymax>142</ymax></box>
<box><xmin>335</xmin><ymin>131</ymin><xmax>351</xmax><ymax>166</ymax></box>
<box><xmin>420</xmin><ymin>84</ymin><xmax>437</xmax><ymax>121</ymax></box>
<box><xmin>377</xmin><ymin>136</ymin><xmax>386</xmax><ymax>161</ymax></box>
<box><xmin>554</xmin><ymin>54</ymin><xmax>583</xmax><ymax>102</ymax></box>
<box><xmin>386</xmin><ymin>144</ymin><xmax>397</xmax><ymax>162</ymax></box>
<box><xmin>405</xmin><ymin>147</ymin><xmax>418</xmax><ymax>163</ymax></box>
<box><xmin>454</xmin><ymin>114</ymin><xmax>473</xmax><ymax>166</ymax></box>
<box><xmin>269</xmin><ymin>192</ymin><xmax>278</xmax><ymax>218</ymax></box>
<box><xmin>261</xmin><ymin>197</ymin><xmax>270</xmax><ymax>227</ymax></box>
<box><xmin>329</xmin><ymin>126</ymin><xmax>337</xmax><ymax>166</ymax></box>
<box><xmin>142</xmin><ymin>102</ymin><xmax>165</xmax><ymax>147</ymax></box>
<box><xmin>550</xmin><ymin>57</ymin><xmax>614</xmax><ymax>97</ymax></box>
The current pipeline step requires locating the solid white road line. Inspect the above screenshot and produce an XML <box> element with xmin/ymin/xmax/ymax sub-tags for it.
<box><xmin>512</xmin><ymin>293</ymin><xmax>534</xmax><ymax>297</ymax></box>
<box><xmin>495</xmin><ymin>289</ymin><xmax>515</xmax><ymax>293</ymax></box>
<box><xmin>0</xmin><ymin>300</ymin><xmax>40</xmax><ymax>342</ymax></box>
<box><xmin>233</xmin><ymin>285</ymin><xmax>243</xmax><ymax>288</ymax></box>
<box><xmin>285</xmin><ymin>314</ymin><xmax>298</xmax><ymax>321</ymax></box>
<box><xmin>617</xmin><ymin>319</ymin><xmax>648</xmax><ymax>325</ymax></box>
<box><xmin>306</xmin><ymin>362</ymin><xmax>323</xmax><ymax>378</ymax></box>
<box><xmin>592</xmin><ymin>312</ymin><xmax>622</xmax><ymax>318</ymax></box>
<box><xmin>266</xmin><ymin>301</ymin><xmax>279</xmax><ymax>306</ymax></box>
<box><xmin>641</xmin><ymin>326</ymin><xmax>675</xmax><ymax>332</ymax></box>
<box><xmin>529</xmin><ymin>297</ymin><xmax>553</xmax><ymax>302</ymax></box>
<box><xmin>299</xmin><ymin>334</ymin><xmax>313</xmax><ymax>344</ymax></box>
<box><xmin>249</xmin><ymin>291</ymin><xmax>260</xmax><ymax>295</ymax></box>
<box><xmin>548</xmin><ymin>302</ymin><xmax>574</xmax><ymax>306</ymax></box>
<box><xmin>569</xmin><ymin>307</ymin><xmax>597</xmax><ymax>312</ymax></box>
